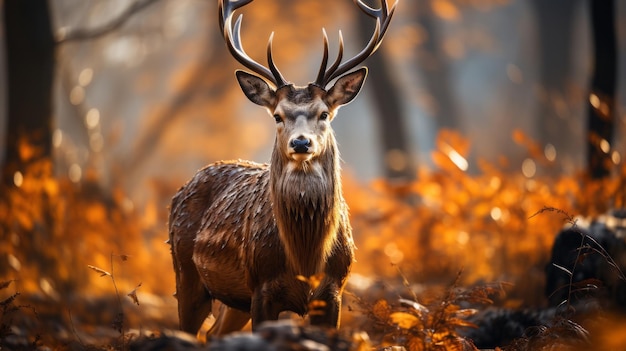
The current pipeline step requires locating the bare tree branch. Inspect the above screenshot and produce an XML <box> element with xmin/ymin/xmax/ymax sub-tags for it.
<box><xmin>56</xmin><ymin>0</ymin><xmax>160</xmax><ymax>44</ymax></box>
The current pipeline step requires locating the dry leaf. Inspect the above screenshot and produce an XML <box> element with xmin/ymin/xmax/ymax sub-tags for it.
<box><xmin>127</xmin><ymin>282</ymin><xmax>142</xmax><ymax>305</ymax></box>
<box><xmin>0</xmin><ymin>280</ymin><xmax>13</xmax><ymax>290</ymax></box>
<box><xmin>87</xmin><ymin>265</ymin><xmax>111</xmax><ymax>277</ymax></box>
<box><xmin>447</xmin><ymin>317</ymin><xmax>478</xmax><ymax>329</ymax></box>
<box><xmin>453</xmin><ymin>308</ymin><xmax>478</xmax><ymax>319</ymax></box>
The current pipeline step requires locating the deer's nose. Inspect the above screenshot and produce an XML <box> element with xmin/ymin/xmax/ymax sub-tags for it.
<box><xmin>290</xmin><ymin>137</ymin><xmax>311</xmax><ymax>153</ymax></box>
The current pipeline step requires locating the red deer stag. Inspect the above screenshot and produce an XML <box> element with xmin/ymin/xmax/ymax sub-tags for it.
<box><xmin>169</xmin><ymin>0</ymin><xmax>397</xmax><ymax>336</ymax></box>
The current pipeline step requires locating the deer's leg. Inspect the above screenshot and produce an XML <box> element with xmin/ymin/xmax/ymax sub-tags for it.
<box><xmin>309</xmin><ymin>280</ymin><xmax>342</xmax><ymax>328</ymax></box>
<box><xmin>177</xmin><ymin>283</ymin><xmax>213</xmax><ymax>334</ymax></box>
<box><xmin>250</xmin><ymin>285</ymin><xmax>282</xmax><ymax>330</ymax></box>
<box><xmin>172</xmin><ymin>246</ymin><xmax>213</xmax><ymax>334</ymax></box>
<box><xmin>207</xmin><ymin>302</ymin><xmax>251</xmax><ymax>336</ymax></box>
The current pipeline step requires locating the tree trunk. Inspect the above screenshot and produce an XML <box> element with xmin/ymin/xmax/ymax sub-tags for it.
<box><xmin>2</xmin><ymin>0</ymin><xmax>55</xmax><ymax>186</ymax></box>
<box><xmin>357</xmin><ymin>10</ymin><xmax>414</xmax><ymax>180</ymax></box>
<box><xmin>415</xmin><ymin>0</ymin><xmax>458</xmax><ymax>130</ymax></box>
<box><xmin>529</xmin><ymin>0</ymin><xmax>578</xmax><ymax>155</ymax></box>
<box><xmin>586</xmin><ymin>0</ymin><xmax>616</xmax><ymax>179</ymax></box>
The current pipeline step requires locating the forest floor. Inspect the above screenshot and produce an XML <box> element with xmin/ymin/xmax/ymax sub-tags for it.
<box><xmin>2</xmin><ymin>275</ymin><xmax>626</xmax><ymax>350</ymax></box>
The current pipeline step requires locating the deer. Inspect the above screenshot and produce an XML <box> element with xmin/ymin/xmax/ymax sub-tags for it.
<box><xmin>169</xmin><ymin>0</ymin><xmax>397</xmax><ymax>337</ymax></box>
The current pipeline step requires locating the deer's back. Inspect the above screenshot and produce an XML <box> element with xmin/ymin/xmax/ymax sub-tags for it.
<box><xmin>170</xmin><ymin>159</ymin><xmax>270</xmax><ymax>239</ymax></box>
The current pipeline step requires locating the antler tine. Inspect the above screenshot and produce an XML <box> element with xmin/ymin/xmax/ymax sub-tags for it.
<box><xmin>314</xmin><ymin>29</ymin><xmax>330</xmax><ymax>86</ymax></box>
<box><xmin>227</xmin><ymin>14</ymin><xmax>276</xmax><ymax>84</ymax></box>
<box><xmin>354</xmin><ymin>0</ymin><xmax>388</xmax><ymax>19</ymax></box>
<box><xmin>316</xmin><ymin>30</ymin><xmax>345</xmax><ymax>87</ymax></box>
<box><xmin>267</xmin><ymin>33</ymin><xmax>288</xmax><ymax>87</ymax></box>
<box><xmin>218</xmin><ymin>0</ymin><xmax>253</xmax><ymax>35</ymax></box>
<box><xmin>326</xmin><ymin>31</ymin><xmax>344</xmax><ymax>78</ymax></box>
<box><xmin>219</xmin><ymin>0</ymin><xmax>288</xmax><ymax>88</ymax></box>
<box><xmin>355</xmin><ymin>0</ymin><xmax>397</xmax><ymax>51</ymax></box>
<box><xmin>324</xmin><ymin>20</ymin><xmax>380</xmax><ymax>84</ymax></box>
<box><xmin>319</xmin><ymin>0</ymin><xmax>398</xmax><ymax>87</ymax></box>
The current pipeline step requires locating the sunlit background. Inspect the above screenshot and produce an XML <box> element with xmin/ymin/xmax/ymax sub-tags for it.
<box><xmin>1</xmin><ymin>0</ymin><xmax>626</xmax><ymax>349</ymax></box>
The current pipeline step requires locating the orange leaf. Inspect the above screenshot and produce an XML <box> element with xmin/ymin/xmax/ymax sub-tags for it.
<box><xmin>390</xmin><ymin>311</ymin><xmax>421</xmax><ymax>329</ymax></box>
<box><xmin>372</xmin><ymin>299</ymin><xmax>391</xmax><ymax>321</ymax></box>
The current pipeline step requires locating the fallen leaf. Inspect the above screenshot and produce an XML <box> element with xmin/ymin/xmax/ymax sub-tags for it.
<box><xmin>87</xmin><ymin>265</ymin><xmax>111</xmax><ymax>277</ymax></box>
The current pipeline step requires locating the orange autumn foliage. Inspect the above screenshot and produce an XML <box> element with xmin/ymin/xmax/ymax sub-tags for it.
<box><xmin>1</xmin><ymin>129</ymin><xmax>625</xmax><ymax>349</ymax></box>
<box><xmin>346</xmin><ymin>129</ymin><xmax>625</xmax><ymax>305</ymax></box>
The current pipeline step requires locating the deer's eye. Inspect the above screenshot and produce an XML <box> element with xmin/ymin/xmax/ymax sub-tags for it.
<box><xmin>274</xmin><ymin>114</ymin><xmax>282</xmax><ymax>123</ymax></box>
<box><xmin>319</xmin><ymin>112</ymin><xmax>330</xmax><ymax>121</ymax></box>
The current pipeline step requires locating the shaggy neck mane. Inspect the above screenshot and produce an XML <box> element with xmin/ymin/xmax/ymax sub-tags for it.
<box><xmin>269</xmin><ymin>133</ymin><xmax>342</xmax><ymax>277</ymax></box>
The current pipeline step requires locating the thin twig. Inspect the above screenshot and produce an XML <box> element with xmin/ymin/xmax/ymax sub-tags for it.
<box><xmin>564</xmin><ymin>229</ymin><xmax>587</xmax><ymax>311</ymax></box>
<box><xmin>56</xmin><ymin>0</ymin><xmax>161</xmax><ymax>44</ymax></box>
<box><xmin>579</xmin><ymin>235</ymin><xmax>626</xmax><ymax>281</ymax></box>
<box><xmin>394</xmin><ymin>264</ymin><xmax>419</xmax><ymax>303</ymax></box>
<box><xmin>67</xmin><ymin>309</ymin><xmax>85</xmax><ymax>347</ymax></box>
<box><xmin>109</xmin><ymin>253</ymin><xmax>126</xmax><ymax>351</ymax></box>
<box><xmin>529</xmin><ymin>206</ymin><xmax>576</xmax><ymax>225</ymax></box>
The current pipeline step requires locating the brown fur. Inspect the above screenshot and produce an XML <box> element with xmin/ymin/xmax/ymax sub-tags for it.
<box><xmin>169</xmin><ymin>70</ymin><xmax>366</xmax><ymax>336</ymax></box>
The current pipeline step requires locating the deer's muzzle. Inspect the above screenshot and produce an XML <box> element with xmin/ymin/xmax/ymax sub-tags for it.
<box><xmin>290</xmin><ymin>137</ymin><xmax>311</xmax><ymax>154</ymax></box>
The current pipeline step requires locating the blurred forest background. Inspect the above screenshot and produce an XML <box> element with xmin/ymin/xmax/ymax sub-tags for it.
<box><xmin>1</xmin><ymin>0</ymin><xmax>626</xmax><ymax>349</ymax></box>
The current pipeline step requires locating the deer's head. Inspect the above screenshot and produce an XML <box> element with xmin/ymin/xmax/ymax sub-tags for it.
<box><xmin>219</xmin><ymin>0</ymin><xmax>397</xmax><ymax>170</ymax></box>
<box><xmin>235</xmin><ymin>69</ymin><xmax>366</xmax><ymax>169</ymax></box>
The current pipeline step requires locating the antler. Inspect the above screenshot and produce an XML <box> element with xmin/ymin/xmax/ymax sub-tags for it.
<box><xmin>314</xmin><ymin>0</ymin><xmax>398</xmax><ymax>88</ymax></box>
<box><xmin>218</xmin><ymin>0</ymin><xmax>288</xmax><ymax>88</ymax></box>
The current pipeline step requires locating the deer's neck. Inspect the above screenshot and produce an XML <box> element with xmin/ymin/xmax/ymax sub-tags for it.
<box><xmin>269</xmin><ymin>137</ymin><xmax>342</xmax><ymax>277</ymax></box>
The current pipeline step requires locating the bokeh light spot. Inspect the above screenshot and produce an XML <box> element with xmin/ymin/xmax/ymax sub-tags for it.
<box><xmin>13</xmin><ymin>171</ymin><xmax>23</xmax><ymax>187</ymax></box>
<box><xmin>589</xmin><ymin>93</ymin><xmax>600</xmax><ymax>109</ymax></box>
<box><xmin>85</xmin><ymin>108</ymin><xmax>100</xmax><ymax>129</ymax></box>
<box><xmin>79</xmin><ymin>68</ymin><xmax>93</xmax><ymax>87</ymax></box>
<box><xmin>506</xmin><ymin>64</ymin><xmax>523</xmax><ymax>84</ymax></box>
<box><xmin>53</xmin><ymin>129</ymin><xmax>63</xmax><ymax>148</ymax></box>
<box><xmin>8</xmin><ymin>254</ymin><xmax>21</xmax><ymax>271</ymax></box>
<box><xmin>70</xmin><ymin>86</ymin><xmax>85</xmax><ymax>105</ymax></box>
<box><xmin>544</xmin><ymin>143</ymin><xmax>557</xmax><ymax>162</ymax></box>
<box><xmin>69</xmin><ymin>164</ymin><xmax>82</xmax><ymax>183</ymax></box>
<box><xmin>599</xmin><ymin>139</ymin><xmax>610</xmax><ymax>153</ymax></box>
<box><xmin>457</xmin><ymin>231</ymin><xmax>469</xmax><ymax>245</ymax></box>
<box><xmin>384</xmin><ymin>242</ymin><xmax>404</xmax><ymax>264</ymax></box>
<box><xmin>385</xmin><ymin>149</ymin><xmax>408</xmax><ymax>172</ymax></box>
<box><xmin>612</xmin><ymin>151</ymin><xmax>621</xmax><ymax>165</ymax></box>
<box><xmin>522</xmin><ymin>158</ymin><xmax>536</xmax><ymax>178</ymax></box>
<box><xmin>490</xmin><ymin>207</ymin><xmax>502</xmax><ymax>221</ymax></box>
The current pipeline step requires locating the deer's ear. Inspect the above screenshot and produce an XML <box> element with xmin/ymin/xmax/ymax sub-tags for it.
<box><xmin>236</xmin><ymin>70</ymin><xmax>277</xmax><ymax>108</ymax></box>
<box><xmin>325</xmin><ymin>67</ymin><xmax>367</xmax><ymax>108</ymax></box>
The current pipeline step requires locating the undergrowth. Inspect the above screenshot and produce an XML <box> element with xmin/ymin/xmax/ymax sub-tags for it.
<box><xmin>350</xmin><ymin>270</ymin><xmax>506</xmax><ymax>351</ymax></box>
<box><xmin>0</xmin><ymin>280</ymin><xmax>41</xmax><ymax>349</ymax></box>
<box><xmin>86</xmin><ymin>253</ymin><xmax>143</xmax><ymax>350</ymax></box>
